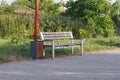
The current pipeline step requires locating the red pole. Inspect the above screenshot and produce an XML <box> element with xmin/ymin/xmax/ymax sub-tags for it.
<box><xmin>34</xmin><ymin>0</ymin><xmax>39</xmax><ymax>41</ymax></box>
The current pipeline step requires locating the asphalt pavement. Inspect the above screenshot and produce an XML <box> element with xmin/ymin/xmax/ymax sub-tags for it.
<box><xmin>0</xmin><ymin>49</ymin><xmax>120</xmax><ymax>80</ymax></box>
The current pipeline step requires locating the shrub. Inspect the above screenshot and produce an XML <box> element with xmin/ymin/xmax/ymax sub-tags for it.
<box><xmin>79</xmin><ymin>29</ymin><xmax>88</xmax><ymax>38</ymax></box>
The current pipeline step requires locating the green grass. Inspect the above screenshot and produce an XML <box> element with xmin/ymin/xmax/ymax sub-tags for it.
<box><xmin>84</xmin><ymin>36</ymin><xmax>120</xmax><ymax>52</ymax></box>
<box><xmin>0</xmin><ymin>39</ymin><xmax>30</xmax><ymax>63</ymax></box>
<box><xmin>0</xmin><ymin>36</ymin><xmax>120</xmax><ymax>63</ymax></box>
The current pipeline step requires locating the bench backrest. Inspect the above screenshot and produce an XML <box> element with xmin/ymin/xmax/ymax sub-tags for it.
<box><xmin>40</xmin><ymin>32</ymin><xmax>73</xmax><ymax>40</ymax></box>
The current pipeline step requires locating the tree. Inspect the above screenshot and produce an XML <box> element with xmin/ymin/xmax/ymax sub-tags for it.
<box><xmin>2</xmin><ymin>5</ymin><xmax>15</xmax><ymax>14</ymax></box>
<box><xmin>112</xmin><ymin>0</ymin><xmax>120</xmax><ymax>35</ymax></box>
<box><xmin>0</xmin><ymin>0</ymin><xmax>15</xmax><ymax>14</ymax></box>
<box><xmin>40</xmin><ymin>0</ymin><xmax>62</xmax><ymax>15</ymax></box>
<box><xmin>112</xmin><ymin>0</ymin><xmax>120</xmax><ymax>17</ymax></box>
<box><xmin>65</xmin><ymin>0</ymin><xmax>112</xmax><ymax>19</ymax></box>
<box><xmin>64</xmin><ymin>0</ymin><xmax>115</xmax><ymax>38</ymax></box>
<box><xmin>12</xmin><ymin>0</ymin><xmax>62</xmax><ymax>15</ymax></box>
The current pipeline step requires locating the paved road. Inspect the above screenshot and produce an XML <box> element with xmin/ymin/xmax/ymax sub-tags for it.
<box><xmin>0</xmin><ymin>49</ymin><xmax>120</xmax><ymax>80</ymax></box>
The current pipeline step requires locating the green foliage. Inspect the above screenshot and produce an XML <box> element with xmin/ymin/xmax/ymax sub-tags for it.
<box><xmin>0</xmin><ymin>0</ymin><xmax>120</xmax><ymax>63</ymax></box>
<box><xmin>0</xmin><ymin>0</ymin><xmax>119</xmax><ymax>44</ymax></box>
<box><xmin>0</xmin><ymin>39</ymin><xmax>30</xmax><ymax>62</ymax></box>
<box><xmin>2</xmin><ymin>5</ymin><xmax>15</xmax><ymax>14</ymax></box>
<box><xmin>95</xmin><ymin>14</ymin><xmax>115</xmax><ymax>37</ymax></box>
<box><xmin>12</xmin><ymin>0</ymin><xmax>62</xmax><ymax>15</ymax></box>
<box><xmin>79</xmin><ymin>29</ymin><xmax>88</xmax><ymax>38</ymax></box>
<box><xmin>0</xmin><ymin>14</ymin><xmax>34</xmax><ymax>43</ymax></box>
<box><xmin>84</xmin><ymin>37</ymin><xmax>120</xmax><ymax>52</ymax></box>
<box><xmin>70</xmin><ymin>19</ymin><xmax>85</xmax><ymax>38</ymax></box>
<box><xmin>12</xmin><ymin>0</ymin><xmax>34</xmax><ymax>8</ymax></box>
<box><xmin>0</xmin><ymin>13</ymin><xmax>114</xmax><ymax>43</ymax></box>
<box><xmin>1</xmin><ymin>37</ymin><xmax>120</xmax><ymax>62</ymax></box>
<box><xmin>0</xmin><ymin>13</ymin><xmax>76</xmax><ymax>43</ymax></box>
<box><xmin>39</xmin><ymin>15</ymin><xmax>72</xmax><ymax>32</ymax></box>
<box><xmin>112</xmin><ymin>0</ymin><xmax>120</xmax><ymax>34</ymax></box>
<box><xmin>112</xmin><ymin>0</ymin><xmax>120</xmax><ymax>17</ymax></box>
<box><xmin>40</xmin><ymin>0</ymin><xmax>62</xmax><ymax>15</ymax></box>
<box><xmin>64</xmin><ymin>0</ymin><xmax>115</xmax><ymax>38</ymax></box>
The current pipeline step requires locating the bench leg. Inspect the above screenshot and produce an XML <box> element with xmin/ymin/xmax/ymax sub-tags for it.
<box><xmin>71</xmin><ymin>39</ymin><xmax>74</xmax><ymax>54</ymax></box>
<box><xmin>43</xmin><ymin>49</ymin><xmax>45</xmax><ymax>57</ymax></box>
<box><xmin>52</xmin><ymin>41</ymin><xmax>55</xmax><ymax>59</ymax></box>
<box><xmin>80</xmin><ymin>39</ymin><xmax>84</xmax><ymax>56</ymax></box>
<box><xmin>71</xmin><ymin>46</ymin><xmax>74</xmax><ymax>54</ymax></box>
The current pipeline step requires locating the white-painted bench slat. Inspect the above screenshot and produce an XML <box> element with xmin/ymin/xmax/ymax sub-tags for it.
<box><xmin>40</xmin><ymin>32</ymin><xmax>83</xmax><ymax>59</ymax></box>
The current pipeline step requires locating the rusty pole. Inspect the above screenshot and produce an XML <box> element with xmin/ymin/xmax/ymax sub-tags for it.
<box><xmin>34</xmin><ymin>0</ymin><xmax>39</xmax><ymax>41</ymax></box>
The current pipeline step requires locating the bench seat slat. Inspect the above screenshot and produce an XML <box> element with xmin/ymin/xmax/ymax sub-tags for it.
<box><xmin>44</xmin><ymin>43</ymin><xmax>81</xmax><ymax>47</ymax></box>
<box><xmin>41</xmin><ymin>32</ymin><xmax>73</xmax><ymax>40</ymax></box>
<box><xmin>43</xmin><ymin>37</ymin><xmax>72</xmax><ymax>39</ymax></box>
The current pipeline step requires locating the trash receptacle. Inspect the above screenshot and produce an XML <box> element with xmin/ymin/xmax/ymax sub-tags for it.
<box><xmin>36</xmin><ymin>41</ymin><xmax>44</xmax><ymax>58</ymax></box>
<box><xmin>30</xmin><ymin>41</ymin><xmax>43</xmax><ymax>59</ymax></box>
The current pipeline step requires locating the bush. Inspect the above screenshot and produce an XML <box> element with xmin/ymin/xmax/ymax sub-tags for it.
<box><xmin>0</xmin><ymin>14</ymin><xmax>79</xmax><ymax>43</ymax></box>
<box><xmin>79</xmin><ymin>29</ymin><xmax>88</xmax><ymax>38</ymax></box>
<box><xmin>0</xmin><ymin>13</ymin><xmax>115</xmax><ymax>44</ymax></box>
<box><xmin>0</xmin><ymin>14</ymin><xmax>34</xmax><ymax>43</ymax></box>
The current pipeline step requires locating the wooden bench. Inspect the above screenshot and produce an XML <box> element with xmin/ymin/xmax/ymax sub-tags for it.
<box><xmin>40</xmin><ymin>32</ymin><xmax>83</xmax><ymax>59</ymax></box>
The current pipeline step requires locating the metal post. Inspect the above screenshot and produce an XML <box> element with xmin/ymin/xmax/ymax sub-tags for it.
<box><xmin>52</xmin><ymin>41</ymin><xmax>55</xmax><ymax>59</ymax></box>
<box><xmin>71</xmin><ymin>39</ymin><xmax>74</xmax><ymax>54</ymax></box>
<box><xmin>81</xmin><ymin>39</ymin><xmax>84</xmax><ymax>56</ymax></box>
<box><xmin>34</xmin><ymin>0</ymin><xmax>39</xmax><ymax>41</ymax></box>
